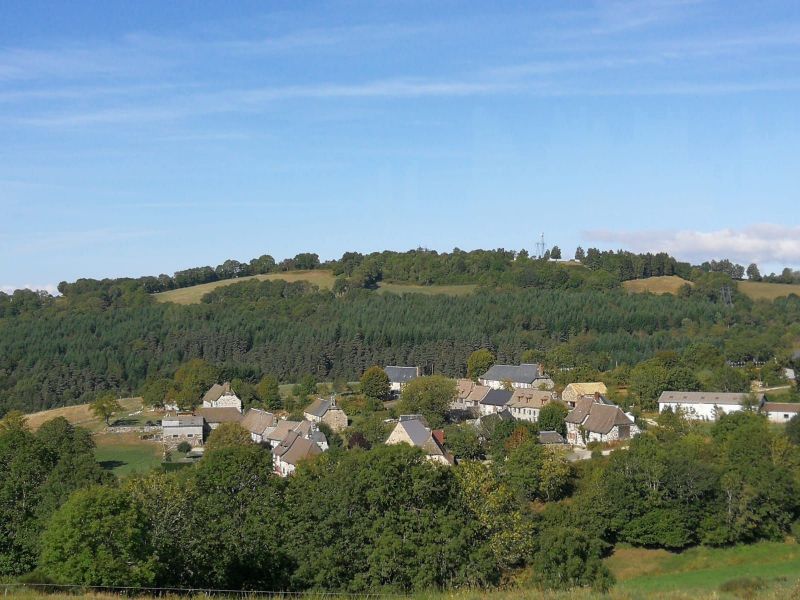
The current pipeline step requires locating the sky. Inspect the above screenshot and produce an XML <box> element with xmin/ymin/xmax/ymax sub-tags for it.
<box><xmin>2</xmin><ymin>0</ymin><xmax>800</xmax><ymax>293</ymax></box>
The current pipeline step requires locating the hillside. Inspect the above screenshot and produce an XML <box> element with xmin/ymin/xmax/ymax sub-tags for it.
<box><xmin>623</xmin><ymin>275</ymin><xmax>800</xmax><ymax>301</ymax></box>
<box><xmin>739</xmin><ymin>280</ymin><xmax>800</xmax><ymax>301</ymax></box>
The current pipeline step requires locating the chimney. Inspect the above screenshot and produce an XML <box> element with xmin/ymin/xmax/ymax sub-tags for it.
<box><xmin>594</xmin><ymin>392</ymin><xmax>600</xmax><ymax>402</ymax></box>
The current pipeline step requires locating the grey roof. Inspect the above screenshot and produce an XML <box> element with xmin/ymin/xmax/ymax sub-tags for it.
<box><xmin>539</xmin><ymin>430</ymin><xmax>566</xmax><ymax>445</ymax></box>
<box><xmin>480</xmin><ymin>389</ymin><xmax>513</xmax><ymax>406</ymax></box>
<box><xmin>480</xmin><ymin>363</ymin><xmax>543</xmax><ymax>384</ymax></box>
<box><xmin>272</xmin><ymin>431</ymin><xmax>322</xmax><ymax>466</ymax></box>
<box><xmin>304</xmin><ymin>397</ymin><xmax>330</xmax><ymax>418</ymax></box>
<box><xmin>658</xmin><ymin>391</ymin><xmax>764</xmax><ymax>406</ymax></box>
<box><xmin>162</xmin><ymin>415</ymin><xmax>203</xmax><ymax>427</ymax></box>
<box><xmin>397</xmin><ymin>418</ymin><xmax>433</xmax><ymax>446</ymax></box>
<box><xmin>384</xmin><ymin>366</ymin><xmax>420</xmax><ymax>383</ymax></box>
<box><xmin>310</xmin><ymin>430</ymin><xmax>328</xmax><ymax>446</ymax></box>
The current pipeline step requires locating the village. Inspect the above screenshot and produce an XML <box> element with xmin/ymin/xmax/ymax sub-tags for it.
<box><xmin>161</xmin><ymin>362</ymin><xmax>800</xmax><ymax>476</ymax></box>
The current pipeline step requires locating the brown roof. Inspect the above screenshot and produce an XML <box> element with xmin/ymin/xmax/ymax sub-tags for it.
<box><xmin>565</xmin><ymin>396</ymin><xmax>594</xmax><ymax>424</ymax></box>
<box><xmin>465</xmin><ymin>384</ymin><xmax>490</xmax><ymax>403</ymax></box>
<box><xmin>266</xmin><ymin>419</ymin><xmax>313</xmax><ymax>442</ymax></box>
<box><xmin>240</xmin><ymin>409</ymin><xmax>276</xmax><ymax>435</ymax></box>
<box><xmin>456</xmin><ymin>379</ymin><xmax>474</xmax><ymax>400</ymax></box>
<box><xmin>564</xmin><ymin>382</ymin><xmax>607</xmax><ymax>397</ymax></box>
<box><xmin>197</xmin><ymin>406</ymin><xmax>243</xmax><ymax>424</ymax></box>
<box><xmin>273</xmin><ymin>431</ymin><xmax>322</xmax><ymax>466</ymax></box>
<box><xmin>762</xmin><ymin>402</ymin><xmax>800</xmax><ymax>413</ymax></box>
<box><xmin>202</xmin><ymin>382</ymin><xmax>232</xmax><ymax>404</ymax></box>
<box><xmin>508</xmin><ymin>389</ymin><xmax>553</xmax><ymax>409</ymax></box>
<box><xmin>582</xmin><ymin>404</ymin><xmax>633</xmax><ymax>434</ymax></box>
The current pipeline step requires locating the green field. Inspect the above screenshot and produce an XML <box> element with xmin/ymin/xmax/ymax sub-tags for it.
<box><xmin>153</xmin><ymin>270</ymin><xmax>337</xmax><ymax>304</ymax></box>
<box><xmin>94</xmin><ymin>433</ymin><xmax>162</xmax><ymax>477</ymax></box>
<box><xmin>608</xmin><ymin>541</ymin><xmax>800</xmax><ymax>597</ymax></box>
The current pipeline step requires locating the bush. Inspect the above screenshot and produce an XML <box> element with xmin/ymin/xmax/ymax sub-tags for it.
<box><xmin>719</xmin><ymin>576</ymin><xmax>766</xmax><ymax>599</ymax></box>
<box><xmin>176</xmin><ymin>441</ymin><xmax>192</xmax><ymax>453</ymax></box>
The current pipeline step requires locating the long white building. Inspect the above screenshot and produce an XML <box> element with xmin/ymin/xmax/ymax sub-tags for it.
<box><xmin>657</xmin><ymin>391</ymin><xmax>763</xmax><ymax>420</ymax></box>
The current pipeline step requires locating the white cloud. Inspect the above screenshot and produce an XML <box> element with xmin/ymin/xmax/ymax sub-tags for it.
<box><xmin>582</xmin><ymin>224</ymin><xmax>800</xmax><ymax>268</ymax></box>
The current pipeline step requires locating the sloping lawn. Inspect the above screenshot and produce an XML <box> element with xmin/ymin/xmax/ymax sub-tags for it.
<box><xmin>94</xmin><ymin>433</ymin><xmax>162</xmax><ymax>478</ymax></box>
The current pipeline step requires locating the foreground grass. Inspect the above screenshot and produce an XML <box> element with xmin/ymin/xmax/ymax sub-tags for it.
<box><xmin>153</xmin><ymin>270</ymin><xmax>337</xmax><ymax>304</ymax></box>
<box><xmin>608</xmin><ymin>540</ymin><xmax>800</xmax><ymax>597</ymax></box>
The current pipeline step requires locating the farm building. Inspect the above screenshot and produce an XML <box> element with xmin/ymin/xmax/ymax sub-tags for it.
<box><xmin>201</xmin><ymin>382</ymin><xmax>242</xmax><ymax>411</ymax></box>
<box><xmin>507</xmin><ymin>389</ymin><xmax>555</xmax><ymax>422</ymax></box>
<box><xmin>303</xmin><ymin>396</ymin><xmax>349</xmax><ymax>432</ymax></box>
<box><xmin>658</xmin><ymin>391</ymin><xmax>763</xmax><ymax>421</ymax></box>
<box><xmin>479</xmin><ymin>389</ymin><xmax>513</xmax><ymax>416</ymax></box>
<box><xmin>479</xmin><ymin>363</ymin><xmax>554</xmax><ymax>390</ymax></box>
<box><xmin>565</xmin><ymin>394</ymin><xmax>638</xmax><ymax>447</ymax></box>
<box><xmin>562</xmin><ymin>382</ymin><xmax>607</xmax><ymax>408</ymax></box>
<box><xmin>385</xmin><ymin>415</ymin><xmax>453</xmax><ymax>465</ymax></box>
<box><xmin>161</xmin><ymin>414</ymin><xmax>204</xmax><ymax>449</ymax></box>
<box><xmin>240</xmin><ymin>408</ymin><xmax>277</xmax><ymax>443</ymax></box>
<box><xmin>760</xmin><ymin>402</ymin><xmax>800</xmax><ymax>423</ymax></box>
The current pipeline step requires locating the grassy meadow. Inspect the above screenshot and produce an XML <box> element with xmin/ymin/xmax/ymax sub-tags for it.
<box><xmin>622</xmin><ymin>276</ymin><xmax>692</xmax><ymax>295</ymax></box>
<box><xmin>94</xmin><ymin>432</ymin><xmax>162</xmax><ymax>477</ymax></box>
<box><xmin>738</xmin><ymin>280</ymin><xmax>800</xmax><ymax>301</ymax></box>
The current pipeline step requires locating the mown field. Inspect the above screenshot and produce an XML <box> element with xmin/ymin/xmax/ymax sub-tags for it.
<box><xmin>376</xmin><ymin>282</ymin><xmax>478</xmax><ymax>296</ymax></box>
<box><xmin>153</xmin><ymin>270</ymin><xmax>337</xmax><ymax>304</ymax></box>
<box><xmin>94</xmin><ymin>431</ymin><xmax>162</xmax><ymax>477</ymax></box>
<box><xmin>624</xmin><ymin>275</ymin><xmax>800</xmax><ymax>301</ymax></box>
<box><xmin>622</xmin><ymin>276</ymin><xmax>692</xmax><ymax>295</ymax></box>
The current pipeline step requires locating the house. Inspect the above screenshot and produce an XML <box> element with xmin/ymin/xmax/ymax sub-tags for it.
<box><xmin>784</xmin><ymin>368</ymin><xmax>797</xmax><ymax>384</ymax></box>
<box><xmin>538</xmin><ymin>430</ymin><xmax>566</xmax><ymax>445</ymax></box>
<box><xmin>657</xmin><ymin>391</ymin><xmax>764</xmax><ymax>421</ymax></box>
<box><xmin>760</xmin><ymin>402</ymin><xmax>800</xmax><ymax>423</ymax></box>
<box><xmin>562</xmin><ymin>382</ymin><xmax>608</xmax><ymax>408</ymax></box>
<box><xmin>196</xmin><ymin>406</ymin><xmax>244</xmax><ymax>430</ymax></box>
<box><xmin>565</xmin><ymin>394</ymin><xmax>639</xmax><ymax>447</ymax></box>
<box><xmin>303</xmin><ymin>396</ymin><xmax>349</xmax><ymax>432</ymax></box>
<box><xmin>452</xmin><ymin>379</ymin><xmax>490</xmax><ymax>410</ymax></box>
<box><xmin>161</xmin><ymin>414</ymin><xmax>204</xmax><ymax>449</ymax></box>
<box><xmin>479</xmin><ymin>389</ymin><xmax>513</xmax><ymax>416</ymax></box>
<box><xmin>202</xmin><ymin>382</ymin><xmax>242</xmax><ymax>411</ymax></box>
<box><xmin>385</xmin><ymin>415</ymin><xmax>453</xmax><ymax>465</ymax></box>
<box><xmin>479</xmin><ymin>363</ymin><xmax>554</xmax><ymax>390</ymax></box>
<box><xmin>272</xmin><ymin>430</ymin><xmax>322</xmax><ymax>477</ymax></box>
<box><xmin>264</xmin><ymin>419</ymin><xmax>314</xmax><ymax>448</ymax></box>
<box><xmin>507</xmin><ymin>389</ymin><xmax>555</xmax><ymax>422</ymax></box>
<box><xmin>384</xmin><ymin>366</ymin><xmax>421</xmax><ymax>393</ymax></box>
<box><xmin>240</xmin><ymin>408</ymin><xmax>277</xmax><ymax>443</ymax></box>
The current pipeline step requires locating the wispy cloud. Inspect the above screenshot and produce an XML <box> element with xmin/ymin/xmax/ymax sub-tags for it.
<box><xmin>582</xmin><ymin>224</ymin><xmax>800</xmax><ymax>267</ymax></box>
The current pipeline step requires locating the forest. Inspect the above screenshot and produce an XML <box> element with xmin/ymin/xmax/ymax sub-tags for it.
<box><xmin>1</xmin><ymin>264</ymin><xmax>800</xmax><ymax>416</ymax></box>
<box><xmin>1</xmin><ymin>407</ymin><xmax>799</xmax><ymax>593</ymax></box>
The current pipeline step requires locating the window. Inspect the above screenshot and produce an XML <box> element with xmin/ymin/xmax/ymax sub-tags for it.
<box><xmin>784</xmin><ymin>414</ymin><xmax>789</xmax><ymax>419</ymax></box>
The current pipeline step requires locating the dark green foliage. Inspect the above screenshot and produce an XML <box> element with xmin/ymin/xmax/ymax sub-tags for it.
<box><xmin>39</xmin><ymin>486</ymin><xmax>155</xmax><ymax>586</ymax></box>
<box><xmin>538</xmin><ymin>402</ymin><xmax>569</xmax><ymax>437</ymax></box>
<box><xmin>467</xmin><ymin>349</ymin><xmax>495</xmax><ymax>380</ymax></box>
<box><xmin>787</xmin><ymin>414</ymin><xmax>800</xmax><ymax>445</ymax></box>
<box><xmin>397</xmin><ymin>376</ymin><xmax>455</xmax><ymax>428</ymax></box>
<box><xmin>531</xmin><ymin>526</ymin><xmax>614</xmax><ymax>592</ymax></box>
<box><xmin>360</xmin><ymin>366</ymin><xmax>391</xmax><ymax>400</ymax></box>
<box><xmin>444</xmin><ymin>424</ymin><xmax>485</xmax><ymax>460</ymax></box>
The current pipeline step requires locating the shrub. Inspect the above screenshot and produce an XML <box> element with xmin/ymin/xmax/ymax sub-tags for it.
<box><xmin>176</xmin><ymin>441</ymin><xmax>192</xmax><ymax>453</ymax></box>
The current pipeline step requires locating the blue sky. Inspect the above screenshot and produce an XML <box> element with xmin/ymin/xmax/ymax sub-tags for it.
<box><xmin>2</xmin><ymin>0</ymin><xmax>800</xmax><ymax>292</ymax></box>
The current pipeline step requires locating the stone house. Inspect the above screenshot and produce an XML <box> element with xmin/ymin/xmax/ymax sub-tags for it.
<box><xmin>196</xmin><ymin>406</ymin><xmax>244</xmax><ymax>431</ymax></box>
<box><xmin>479</xmin><ymin>364</ymin><xmax>554</xmax><ymax>391</ymax></box>
<box><xmin>452</xmin><ymin>379</ymin><xmax>490</xmax><ymax>410</ymax></box>
<box><xmin>161</xmin><ymin>414</ymin><xmax>204</xmax><ymax>449</ymax></box>
<box><xmin>303</xmin><ymin>396</ymin><xmax>349</xmax><ymax>432</ymax></box>
<box><xmin>507</xmin><ymin>389</ymin><xmax>555</xmax><ymax>422</ymax></box>
<box><xmin>202</xmin><ymin>382</ymin><xmax>243</xmax><ymax>411</ymax></box>
<box><xmin>562</xmin><ymin>382</ymin><xmax>608</xmax><ymax>408</ymax></box>
<box><xmin>565</xmin><ymin>394</ymin><xmax>639</xmax><ymax>447</ymax></box>
<box><xmin>385</xmin><ymin>415</ymin><xmax>453</xmax><ymax>465</ymax></box>
<box><xmin>272</xmin><ymin>430</ymin><xmax>322</xmax><ymax>477</ymax></box>
<box><xmin>240</xmin><ymin>408</ymin><xmax>277</xmax><ymax>443</ymax></box>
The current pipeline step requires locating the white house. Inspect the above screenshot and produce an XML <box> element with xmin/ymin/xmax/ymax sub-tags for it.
<box><xmin>565</xmin><ymin>394</ymin><xmax>639</xmax><ymax>447</ymax></box>
<box><xmin>240</xmin><ymin>408</ymin><xmax>277</xmax><ymax>443</ymax></box>
<box><xmin>478</xmin><ymin>389</ymin><xmax>513</xmax><ymax>417</ymax></box>
<box><xmin>272</xmin><ymin>430</ymin><xmax>322</xmax><ymax>477</ymax></box>
<box><xmin>760</xmin><ymin>402</ymin><xmax>800</xmax><ymax>424</ymax></box>
<box><xmin>657</xmin><ymin>391</ymin><xmax>763</xmax><ymax>421</ymax></box>
<box><xmin>479</xmin><ymin>364</ymin><xmax>554</xmax><ymax>390</ymax></box>
<box><xmin>161</xmin><ymin>414</ymin><xmax>204</xmax><ymax>448</ymax></box>
<box><xmin>385</xmin><ymin>415</ymin><xmax>453</xmax><ymax>465</ymax></box>
<box><xmin>202</xmin><ymin>382</ymin><xmax>242</xmax><ymax>411</ymax></box>
<box><xmin>507</xmin><ymin>389</ymin><xmax>555</xmax><ymax>423</ymax></box>
<box><xmin>384</xmin><ymin>366</ymin><xmax>421</xmax><ymax>393</ymax></box>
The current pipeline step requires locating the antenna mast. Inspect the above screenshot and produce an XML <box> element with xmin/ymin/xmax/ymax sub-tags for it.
<box><xmin>535</xmin><ymin>233</ymin><xmax>546</xmax><ymax>258</ymax></box>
